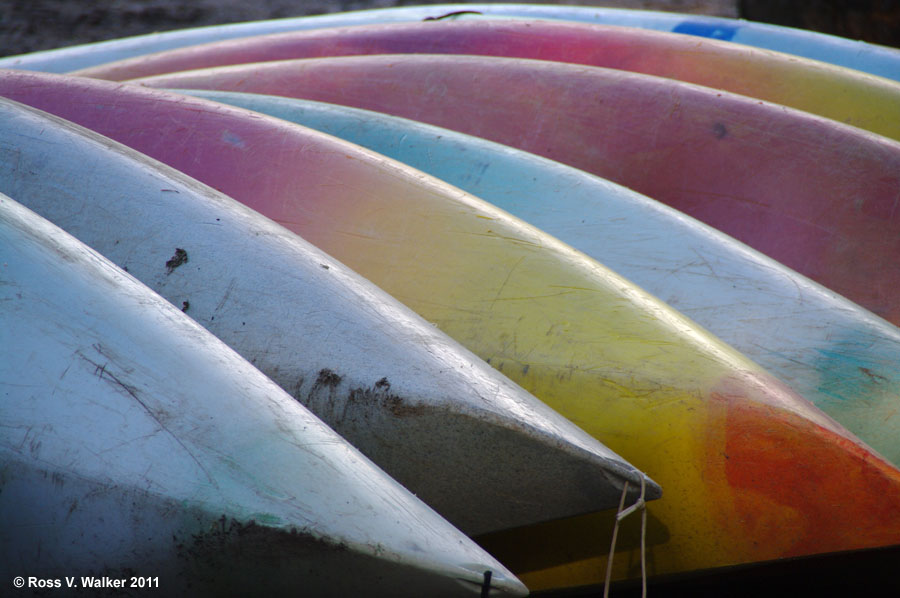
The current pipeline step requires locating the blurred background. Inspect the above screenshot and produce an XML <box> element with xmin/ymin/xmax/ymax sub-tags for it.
<box><xmin>1</xmin><ymin>0</ymin><xmax>898</xmax><ymax>58</ymax></box>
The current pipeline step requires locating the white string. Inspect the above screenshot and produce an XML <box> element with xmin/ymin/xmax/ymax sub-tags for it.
<box><xmin>640</xmin><ymin>476</ymin><xmax>647</xmax><ymax>598</ymax></box>
<box><xmin>602</xmin><ymin>481</ymin><xmax>628</xmax><ymax>598</ymax></box>
<box><xmin>603</xmin><ymin>476</ymin><xmax>649</xmax><ymax>598</ymax></box>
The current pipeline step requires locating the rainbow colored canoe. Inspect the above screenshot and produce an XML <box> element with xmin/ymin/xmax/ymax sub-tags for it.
<box><xmin>5</xmin><ymin>71</ymin><xmax>900</xmax><ymax>589</ymax></box>
<box><xmin>0</xmin><ymin>96</ymin><xmax>656</xmax><ymax>535</ymax></box>
<box><xmin>0</xmin><ymin>193</ymin><xmax>527</xmax><ymax>597</ymax></box>
<box><xmin>135</xmin><ymin>55</ymin><xmax>900</xmax><ymax>327</ymax></box>
<box><xmin>77</xmin><ymin>20</ymin><xmax>900</xmax><ymax>143</ymax></box>
<box><xmin>1</xmin><ymin>4</ymin><xmax>898</xmax><ymax>81</ymax></box>
<box><xmin>181</xmin><ymin>89</ymin><xmax>900</xmax><ymax>468</ymax></box>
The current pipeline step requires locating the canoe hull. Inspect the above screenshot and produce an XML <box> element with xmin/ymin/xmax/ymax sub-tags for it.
<box><xmin>0</xmin><ymin>195</ymin><xmax>527</xmax><ymax>596</ymax></box>
<box><xmin>0</xmin><ymin>97</ymin><xmax>650</xmax><ymax>536</ymax></box>
<box><xmin>77</xmin><ymin>20</ymin><xmax>900</xmax><ymax>143</ymax></box>
<box><xmin>3</xmin><ymin>461</ymin><xmax>498</xmax><ymax>597</ymax></box>
<box><xmin>1</xmin><ymin>4</ymin><xmax>897</xmax><ymax>80</ymax></box>
<box><xmin>135</xmin><ymin>55</ymin><xmax>900</xmax><ymax>326</ymax></box>
<box><xmin>182</xmin><ymin>90</ymin><xmax>900</xmax><ymax>468</ymax></box>
<box><xmin>4</xmin><ymin>72</ymin><xmax>900</xmax><ymax>589</ymax></box>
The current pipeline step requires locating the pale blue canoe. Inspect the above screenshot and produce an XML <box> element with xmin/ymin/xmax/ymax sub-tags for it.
<box><xmin>181</xmin><ymin>89</ymin><xmax>900</xmax><ymax>466</ymax></box>
<box><xmin>0</xmin><ymin>97</ymin><xmax>656</xmax><ymax>535</ymax></box>
<box><xmin>0</xmin><ymin>193</ymin><xmax>527</xmax><ymax>597</ymax></box>
<box><xmin>1</xmin><ymin>4</ymin><xmax>897</xmax><ymax>81</ymax></box>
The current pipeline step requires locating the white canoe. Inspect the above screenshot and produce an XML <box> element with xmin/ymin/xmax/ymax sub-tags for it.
<box><xmin>0</xmin><ymin>97</ymin><xmax>657</xmax><ymax>536</ymax></box>
<box><xmin>0</xmin><ymin>194</ymin><xmax>527</xmax><ymax>597</ymax></box>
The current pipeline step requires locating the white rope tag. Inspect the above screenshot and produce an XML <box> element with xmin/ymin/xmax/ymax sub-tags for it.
<box><xmin>603</xmin><ymin>476</ymin><xmax>649</xmax><ymax>598</ymax></box>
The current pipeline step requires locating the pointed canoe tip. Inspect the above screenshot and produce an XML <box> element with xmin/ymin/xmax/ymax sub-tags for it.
<box><xmin>348</xmin><ymin>402</ymin><xmax>658</xmax><ymax>536</ymax></box>
<box><xmin>639</xmin><ymin>473</ymin><xmax>663</xmax><ymax>502</ymax></box>
<box><xmin>454</xmin><ymin>566</ymin><xmax>530</xmax><ymax>598</ymax></box>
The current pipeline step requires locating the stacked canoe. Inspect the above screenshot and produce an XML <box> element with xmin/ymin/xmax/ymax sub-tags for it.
<box><xmin>2</xmin><ymin>4</ymin><xmax>900</xmax><ymax>596</ymax></box>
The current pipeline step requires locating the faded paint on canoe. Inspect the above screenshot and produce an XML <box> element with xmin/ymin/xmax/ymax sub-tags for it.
<box><xmin>0</xmin><ymin>194</ymin><xmax>527</xmax><ymax>597</ymax></box>
<box><xmin>3</xmin><ymin>72</ymin><xmax>900</xmax><ymax>587</ymax></box>
<box><xmin>77</xmin><ymin>20</ymin><xmax>900</xmax><ymax>143</ymax></box>
<box><xmin>0</xmin><ymin>97</ymin><xmax>655</xmax><ymax>535</ymax></box>
<box><xmin>0</xmin><ymin>4</ymin><xmax>898</xmax><ymax>81</ymax></box>
<box><xmin>181</xmin><ymin>89</ymin><xmax>900</xmax><ymax>469</ymax></box>
<box><xmin>134</xmin><ymin>55</ymin><xmax>900</xmax><ymax>328</ymax></box>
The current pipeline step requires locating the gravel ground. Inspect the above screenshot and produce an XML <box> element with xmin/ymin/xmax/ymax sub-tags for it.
<box><xmin>0</xmin><ymin>0</ymin><xmax>739</xmax><ymax>58</ymax></box>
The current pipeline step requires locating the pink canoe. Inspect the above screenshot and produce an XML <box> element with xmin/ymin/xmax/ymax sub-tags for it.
<box><xmin>134</xmin><ymin>54</ymin><xmax>900</xmax><ymax>327</ymax></box>
<box><xmin>76</xmin><ymin>19</ymin><xmax>900</xmax><ymax>144</ymax></box>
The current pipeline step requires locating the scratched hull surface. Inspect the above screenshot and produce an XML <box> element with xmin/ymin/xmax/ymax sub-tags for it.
<box><xmin>135</xmin><ymin>55</ymin><xmax>900</xmax><ymax>328</ymax></box>
<box><xmin>1</xmin><ymin>4</ymin><xmax>898</xmax><ymax>82</ymax></box>
<box><xmin>181</xmin><ymin>89</ymin><xmax>900</xmax><ymax>468</ymax></box>
<box><xmin>77</xmin><ymin>20</ymin><xmax>900</xmax><ymax>143</ymax></box>
<box><xmin>0</xmin><ymin>194</ymin><xmax>527</xmax><ymax>598</ymax></box>
<box><xmin>0</xmin><ymin>97</ymin><xmax>651</xmax><ymax>537</ymax></box>
<box><xmin>4</xmin><ymin>72</ymin><xmax>900</xmax><ymax>588</ymax></box>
